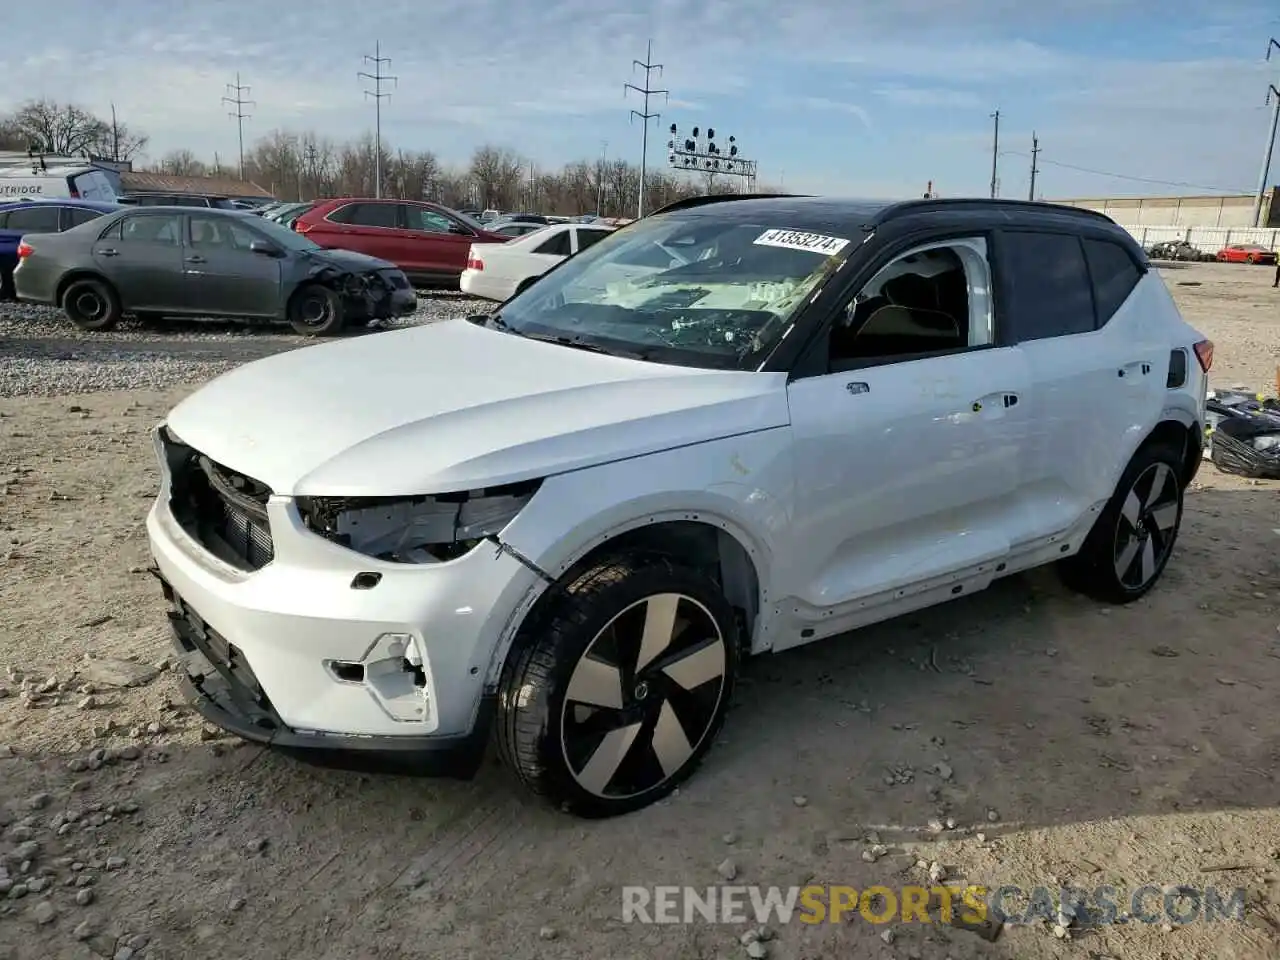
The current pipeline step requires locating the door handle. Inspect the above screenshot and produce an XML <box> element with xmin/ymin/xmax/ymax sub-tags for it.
<box><xmin>98</xmin><ymin>248</ymin><xmax>118</xmax><ymax>257</ymax></box>
<box><xmin>1118</xmin><ymin>361</ymin><xmax>1152</xmax><ymax>378</ymax></box>
<box><xmin>185</xmin><ymin>256</ymin><xmax>206</xmax><ymax>264</ymax></box>
<box><xmin>968</xmin><ymin>392</ymin><xmax>1018</xmax><ymax>415</ymax></box>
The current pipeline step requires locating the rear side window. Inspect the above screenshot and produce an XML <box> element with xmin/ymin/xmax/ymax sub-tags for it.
<box><xmin>120</xmin><ymin>214</ymin><xmax>181</xmax><ymax>245</ymax></box>
<box><xmin>63</xmin><ymin>207</ymin><xmax>104</xmax><ymax>229</ymax></box>
<box><xmin>1083</xmin><ymin>238</ymin><xmax>1142</xmax><ymax>326</ymax></box>
<box><xmin>535</xmin><ymin>231</ymin><xmax>572</xmax><ymax>257</ymax></box>
<box><xmin>999</xmin><ymin>231</ymin><xmax>1095</xmax><ymax>341</ymax></box>
<box><xmin>328</xmin><ymin>203</ymin><xmax>398</xmax><ymax>228</ymax></box>
<box><xmin>4</xmin><ymin>206</ymin><xmax>61</xmax><ymax>233</ymax></box>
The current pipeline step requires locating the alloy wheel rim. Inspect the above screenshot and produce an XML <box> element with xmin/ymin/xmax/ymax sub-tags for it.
<box><xmin>1113</xmin><ymin>462</ymin><xmax>1179</xmax><ymax>590</ymax></box>
<box><xmin>559</xmin><ymin>592</ymin><xmax>728</xmax><ymax>800</ymax></box>
<box><xmin>75</xmin><ymin>292</ymin><xmax>104</xmax><ymax>320</ymax></box>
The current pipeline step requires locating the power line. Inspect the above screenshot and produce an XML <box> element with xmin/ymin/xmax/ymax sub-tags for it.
<box><xmin>1001</xmin><ymin>151</ymin><xmax>1249</xmax><ymax>194</ymax></box>
<box><xmin>359</xmin><ymin>41</ymin><xmax>397</xmax><ymax>199</ymax></box>
<box><xmin>624</xmin><ymin>40</ymin><xmax>668</xmax><ymax>219</ymax></box>
<box><xmin>221</xmin><ymin>73</ymin><xmax>254</xmax><ymax>180</ymax></box>
<box><xmin>1252</xmin><ymin>38</ymin><xmax>1280</xmax><ymax>226</ymax></box>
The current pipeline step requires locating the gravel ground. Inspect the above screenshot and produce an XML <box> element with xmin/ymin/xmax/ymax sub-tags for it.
<box><xmin>0</xmin><ymin>261</ymin><xmax>1278</xmax><ymax>960</ymax></box>
<box><xmin>0</xmin><ymin>291</ymin><xmax>488</xmax><ymax>398</ymax></box>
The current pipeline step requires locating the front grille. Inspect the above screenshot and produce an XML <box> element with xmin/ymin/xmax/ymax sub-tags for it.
<box><xmin>166</xmin><ymin>435</ymin><xmax>274</xmax><ymax>571</ymax></box>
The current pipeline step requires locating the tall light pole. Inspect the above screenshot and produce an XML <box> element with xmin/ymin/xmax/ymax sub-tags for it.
<box><xmin>359</xmin><ymin>41</ymin><xmax>397</xmax><ymax>199</ymax></box>
<box><xmin>596</xmin><ymin>140</ymin><xmax>607</xmax><ymax>217</ymax></box>
<box><xmin>222</xmin><ymin>74</ymin><xmax>254</xmax><ymax>180</ymax></box>
<box><xmin>624</xmin><ymin>40</ymin><xmax>668</xmax><ymax>219</ymax></box>
<box><xmin>1252</xmin><ymin>38</ymin><xmax>1280</xmax><ymax>227</ymax></box>
<box><xmin>989</xmin><ymin>109</ymin><xmax>1000</xmax><ymax>199</ymax></box>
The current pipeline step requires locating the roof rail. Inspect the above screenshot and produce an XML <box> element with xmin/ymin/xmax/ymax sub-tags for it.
<box><xmin>647</xmin><ymin>193</ymin><xmax>812</xmax><ymax>216</ymax></box>
<box><xmin>880</xmin><ymin>197</ymin><xmax>1116</xmax><ymax>224</ymax></box>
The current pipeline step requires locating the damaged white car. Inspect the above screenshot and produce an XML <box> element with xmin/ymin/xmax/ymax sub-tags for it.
<box><xmin>147</xmin><ymin>195</ymin><xmax>1210</xmax><ymax>817</ymax></box>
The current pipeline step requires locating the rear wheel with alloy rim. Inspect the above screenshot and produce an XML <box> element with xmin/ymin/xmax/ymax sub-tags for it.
<box><xmin>1059</xmin><ymin>441</ymin><xmax>1184</xmax><ymax>603</ymax></box>
<box><xmin>497</xmin><ymin>554</ymin><xmax>739</xmax><ymax>817</ymax></box>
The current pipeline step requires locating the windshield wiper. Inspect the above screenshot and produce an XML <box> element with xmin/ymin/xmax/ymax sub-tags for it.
<box><xmin>525</xmin><ymin>333</ymin><xmax>650</xmax><ymax>360</ymax></box>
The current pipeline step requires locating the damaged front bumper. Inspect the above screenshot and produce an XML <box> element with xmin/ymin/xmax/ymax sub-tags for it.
<box><xmin>144</xmin><ymin>431</ymin><xmax>543</xmax><ymax>775</ymax></box>
<box><xmin>331</xmin><ymin>268</ymin><xmax>418</xmax><ymax>322</ymax></box>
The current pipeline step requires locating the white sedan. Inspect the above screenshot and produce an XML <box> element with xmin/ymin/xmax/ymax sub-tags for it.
<box><xmin>460</xmin><ymin>222</ymin><xmax>614</xmax><ymax>301</ymax></box>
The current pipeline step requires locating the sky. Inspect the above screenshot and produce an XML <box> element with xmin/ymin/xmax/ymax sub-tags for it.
<box><xmin>5</xmin><ymin>0</ymin><xmax>1280</xmax><ymax>199</ymax></box>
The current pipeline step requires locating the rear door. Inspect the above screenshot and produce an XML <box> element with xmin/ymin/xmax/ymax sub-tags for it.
<box><xmin>0</xmin><ymin>205</ymin><xmax>62</xmax><ymax>274</ymax></box>
<box><xmin>994</xmin><ymin>229</ymin><xmax>1157</xmax><ymax>543</ymax></box>
<box><xmin>317</xmin><ymin>201</ymin><xmax>402</xmax><ymax>263</ymax></box>
<box><xmin>182</xmin><ymin>214</ymin><xmax>281</xmax><ymax>317</ymax></box>
<box><xmin>95</xmin><ymin>212</ymin><xmax>187</xmax><ymax>310</ymax></box>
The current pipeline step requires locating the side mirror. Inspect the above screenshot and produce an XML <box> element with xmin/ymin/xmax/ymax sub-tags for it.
<box><xmin>249</xmin><ymin>240</ymin><xmax>279</xmax><ymax>256</ymax></box>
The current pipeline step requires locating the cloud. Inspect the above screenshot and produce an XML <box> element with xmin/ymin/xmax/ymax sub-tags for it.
<box><xmin>1</xmin><ymin>0</ymin><xmax>1273</xmax><ymax>199</ymax></box>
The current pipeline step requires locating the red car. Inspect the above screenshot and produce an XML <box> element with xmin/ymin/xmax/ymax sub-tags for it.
<box><xmin>1215</xmin><ymin>243</ymin><xmax>1277</xmax><ymax>265</ymax></box>
<box><xmin>293</xmin><ymin>199</ymin><xmax>508</xmax><ymax>286</ymax></box>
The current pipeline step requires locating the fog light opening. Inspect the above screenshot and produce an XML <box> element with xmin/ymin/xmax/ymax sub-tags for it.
<box><xmin>328</xmin><ymin>660</ymin><xmax>365</xmax><ymax>684</ymax></box>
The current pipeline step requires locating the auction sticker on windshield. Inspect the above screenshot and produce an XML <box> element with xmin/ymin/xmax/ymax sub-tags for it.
<box><xmin>753</xmin><ymin>229</ymin><xmax>850</xmax><ymax>256</ymax></box>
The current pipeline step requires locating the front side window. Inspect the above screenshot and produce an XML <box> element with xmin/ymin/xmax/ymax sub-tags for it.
<box><xmin>4</xmin><ymin>206</ymin><xmax>61</xmax><ymax>233</ymax></box>
<box><xmin>189</xmin><ymin>215</ymin><xmax>259</xmax><ymax>250</ymax></box>
<box><xmin>403</xmin><ymin>206</ymin><xmax>455</xmax><ymax>233</ymax></box>
<box><xmin>491</xmin><ymin>213</ymin><xmax>857</xmax><ymax>370</ymax></box>
<box><xmin>827</xmin><ymin>238</ymin><xmax>993</xmax><ymax>371</ymax></box>
<box><xmin>64</xmin><ymin>207</ymin><xmax>105</xmax><ymax>229</ymax></box>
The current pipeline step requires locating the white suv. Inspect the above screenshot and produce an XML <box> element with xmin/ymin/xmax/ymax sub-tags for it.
<box><xmin>146</xmin><ymin>196</ymin><xmax>1211</xmax><ymax>818</ymax></box>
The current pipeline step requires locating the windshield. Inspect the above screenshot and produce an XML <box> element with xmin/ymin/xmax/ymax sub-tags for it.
<box><xmin>250</xmin><ymin>214</ymin><xmax>321</xmax><ymax>251</ymax></box>
<box><xmin>489</xmin><ymin>213</ymin><xmax>855</xmax><ymax>369</ymax></box>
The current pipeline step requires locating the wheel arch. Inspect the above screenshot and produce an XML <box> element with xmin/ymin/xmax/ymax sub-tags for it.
<box><xmin>1137</xmin><ymin>415</ymin><xmax>1202</xmax><ymax>488</ymax></box>
<box><xmin>55</xmin><ymin>270</ymin><xmax>118</xmax><ymax>309</ymax></box>
<box><xmin>484</xmin><ymin>514</ymin><xmax>765</xmax><ymax>690</ymax></box>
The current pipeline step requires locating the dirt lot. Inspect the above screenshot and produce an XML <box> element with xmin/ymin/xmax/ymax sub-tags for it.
<box><xmin>0</xmin><ymin>261</ymin><xmax>1278</xmax><ymax>960</ymax></box>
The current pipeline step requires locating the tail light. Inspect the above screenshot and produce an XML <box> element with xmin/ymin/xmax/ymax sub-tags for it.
<box><xmin>466</xmin><ymin>256</ymin><xmax>484</xmax><ymax>271</ymax></box>
<box><xmin>68</xmin><ymin>184</ymin><xmax>80</xmax><ymax>198</ymax></box>
<box><xmin>1192</xmin><ymin>339</ymin><xmax>1213</xmax><ymax>372</ymax></box>
<box><xmin>294</xmin><ymin>220</ymin><xmax>313</xmax><ymax>234</ymax></box>
<box><xmin>16</xmin><ymin>242</ymin><xmax>33</xmax><ymax>259</ymax></box>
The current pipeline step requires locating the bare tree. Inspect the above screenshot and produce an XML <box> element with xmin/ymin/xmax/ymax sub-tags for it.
<box><xmin>158</xmin><ymin>149</ymin><xmax>206</xmax><ymax>176</ymax></box>
<box><xmin>8</xmin><ymin>100</ymin><xmax>107</xmax><ymax>155</ymax></box>
<box><xmin>468</xmin><ymin>145</ymin><xmax>524</xmax><ymax>210</ymax></box>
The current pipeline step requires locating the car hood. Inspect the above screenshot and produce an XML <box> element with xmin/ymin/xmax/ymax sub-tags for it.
<box><xmin>165</xmin><ymin>319</ymin><xmax>790</xmax><ymax>496</ymax></box>
<box><xmin>304</xmin><ymin>247</ymin><xmax>395</xmax><ymax>272</ymax></box>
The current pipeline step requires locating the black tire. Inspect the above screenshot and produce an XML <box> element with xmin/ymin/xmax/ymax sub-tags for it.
<box><xmin>61</xmin><ymin>278</ymin><xmax>121</xmax><ymax>331</ymax></box>
<box><xmin>1058</xmin><ymin>440</ymin><xmax>1185</xmax><ymax>603</ymax></box>
<box><xmin>1247</xmin><ymin>255</ymin><xmax>1256</xmax><ymax>265</ymax></box>
<box><xmin>496</xmin><ymin>553</ymin><xmax>740</xmax><ymax>818</ymax></box>
<box><xmin>287</xmin><ymin>284</ymin><xmax>345</xmax><ymax>336</ymax></box>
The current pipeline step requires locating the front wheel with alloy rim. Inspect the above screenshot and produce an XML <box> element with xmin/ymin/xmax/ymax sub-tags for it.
<box><xmin>497</xmin><ymin>554</ymin><xmax>740</xmax><ymax>818</ymax></box>
<box><xmin>61</xmin><ymin>278</ymin><xmax>121</xmax><ymax>331</ymax></box>
<box><xmin>1059</xmin><ymin>441</ymin><xmax>1185</xmax><ymax>603</ymax></box>
<box><xmin>287</xmin><ymin>284</ymin><xmax>346</xmax><ymax>336</ymax></box>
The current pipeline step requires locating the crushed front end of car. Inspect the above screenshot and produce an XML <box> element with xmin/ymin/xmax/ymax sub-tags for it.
<box><xmin>313</xmin><ymin>264</ymin><xmax>417</xmax><ymax>323</ymax></box>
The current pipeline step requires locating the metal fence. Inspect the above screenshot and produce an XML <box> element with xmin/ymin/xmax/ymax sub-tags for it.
<box><xmin>1116</xmin><ymin>224</ymin><xmax>1280</xmax><ymax>252</ymax></box>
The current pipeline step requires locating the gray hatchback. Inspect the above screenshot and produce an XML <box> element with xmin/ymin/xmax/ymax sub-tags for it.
<box><xmin>13</xmin><ymin>207</ymin><xmax>417</xmax><ymax>335</ymax></box>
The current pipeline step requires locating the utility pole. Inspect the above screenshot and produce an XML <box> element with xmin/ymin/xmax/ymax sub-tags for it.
<box><xmin>989</xmin><ymin>109</ymin><xmax>1000</xmax><ymax>199</ymax></box>
<box><xmin>222</xmin><ymin>74</ymin><xmax>254</xmax><ymax>181</ymax></box>
<box><xmin>109</xmin><ymin>104</ymin><xmax>120</xmax><ymax>161</ymax></box>
<box><xmin>1253</xmin><ymin>38</ymin><xmax>1280</xmax><ymax>227</ymax></box>
<box><xmin>1029</xmin><ymin>132</ymin><xmax>1040</xmax><ymax>201</ymax></box>
<box><xmin>624</xmin><ymin>40</ymin><xmax>668</xmax><ymax>219</ymax></box>
<box><xmin>596</xmin><ymin>140</ymin><xmax>607</xmax><ymax>217</ymax></box>
<box><xmin>359</xmin><ymin>41</ymin><xmax>397</xmax><ymax>199</ymax></box>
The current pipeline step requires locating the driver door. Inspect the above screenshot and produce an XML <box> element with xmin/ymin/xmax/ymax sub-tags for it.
<box><xmin>182</xmin><ymin>215</ymin><xmax>281</xmax><ymax>317</ymax></box>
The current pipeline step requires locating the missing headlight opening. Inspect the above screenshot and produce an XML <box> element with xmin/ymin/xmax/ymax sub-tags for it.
<box><xmin>297</xmin><ymin>479</ymin><xmax>541</xmax><ymax>563</ymax></box>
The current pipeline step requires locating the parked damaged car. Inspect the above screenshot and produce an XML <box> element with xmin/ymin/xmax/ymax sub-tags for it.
<box><xmin>146</xmin><ymin>195</ymin><xmax>1209</xmax><ymax>818</ymax></box>
<box><xmin>13</xmin><ymin>207</ymin><xmax>416</xmax><ymax>335</ymax></box>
